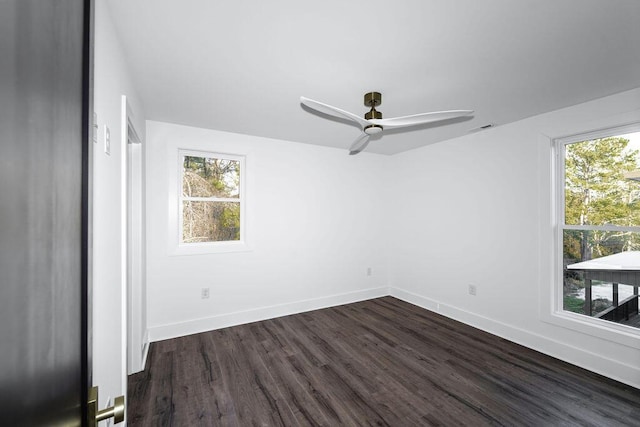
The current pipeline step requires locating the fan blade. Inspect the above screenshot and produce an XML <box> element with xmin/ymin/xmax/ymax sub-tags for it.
<box><xmin>348</xmin><ymin>134</ymin><xmax>371</xmax><ymax>155</ymax></box>
<box><xmin>301</xmin><ymin>96</ymin><xmax>370</xmax><ymax>129</ymax></box>
<box><xmin>371</xmin><ymin>110</ymin><xmax>473</xmax><ymax>129</ymax></box>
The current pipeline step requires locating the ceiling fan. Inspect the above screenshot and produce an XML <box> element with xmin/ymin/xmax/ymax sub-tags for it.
<box><xmin>300</xmin><ymin>92</ymin><xmax>473</xmax><ymax>155</ymax></box>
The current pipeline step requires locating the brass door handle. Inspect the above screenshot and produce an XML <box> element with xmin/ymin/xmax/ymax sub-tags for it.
<box><xmin>88</xmin><ymin>386</ymin><xmax>125</xmax><ymax>425</ymax></box>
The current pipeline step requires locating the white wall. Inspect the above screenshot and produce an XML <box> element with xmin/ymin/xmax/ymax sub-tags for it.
<box><xmin>388</xmin><ymin>88</ymin><xmax>640</xmax><ymax>388</ymax></box>
<box><xmin>93</xmin><ymin>1</ymin><xmax>146</xmax><ymax>410</ymax></box>
<box><xmin>146</xmin><ymin>121</ymin><xmax>389</xmax><ymax>340</ymax></box>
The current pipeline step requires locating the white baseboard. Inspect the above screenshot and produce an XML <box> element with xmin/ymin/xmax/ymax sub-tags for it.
<box><xmin>148</xmin><ymin>286</ymin><xmax>389</xmax><ymax>343</ymax></box>
<box><xmin>389</xmin><ymin>287</ymin><xmax>640</xmax><ymax>390</ymax></box>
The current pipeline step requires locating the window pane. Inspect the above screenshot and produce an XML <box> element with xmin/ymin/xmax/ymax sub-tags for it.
<box><xmin>564</xmin><ymin>135</ymin><xmax>640</xmax><ymax>226</ymax></box>
<box><xmin>182</xmin><ymin>201</ymin><xmax>240</xmax><ymax>242</ymax></box>
<box><xmin>183</xmin><ymin>156</ymin><xmax>240</xmax><ymax>198</ymax></box>
<box><xmin>562</xmin><ymin>230</ymin><xmax>640</xmax><ymax>329</ymax></box>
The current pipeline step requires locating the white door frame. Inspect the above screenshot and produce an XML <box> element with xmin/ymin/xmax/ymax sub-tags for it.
<box><xmin>122</xmin><ymin>95</ymin><xmax>147</xmax><ymax>375</ymax></box>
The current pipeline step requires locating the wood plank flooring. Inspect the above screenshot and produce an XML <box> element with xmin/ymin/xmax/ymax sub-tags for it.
<box><xmin>128</xmin><ymin>297</ymin><xmax>640</xmax><ymax>426</ymax></box>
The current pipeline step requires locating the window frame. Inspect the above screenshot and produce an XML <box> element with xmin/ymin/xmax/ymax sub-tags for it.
<box><xmin>173</xmin><ymin>149</ymin><xmax>248</xmax><ymax>255</ymax></box>
<box><xmin>551</xmin><ymin>122</ymin><xmax>640</xmax><ymax>345</ymax></box>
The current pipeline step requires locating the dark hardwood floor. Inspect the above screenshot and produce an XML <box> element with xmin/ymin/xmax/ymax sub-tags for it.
<box><xmin>128</xmin><ymin>297</ymin><xmax>640</xmax><ymax>426</ymax></box>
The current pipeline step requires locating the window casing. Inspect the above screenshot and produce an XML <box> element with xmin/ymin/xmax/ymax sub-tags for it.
<box><xmin>555</xmin><ymin>123</ymin><xmax>640</xmax><ymax>334</ymax></box>
<box><xmin>175</xmin><ymin>149</ymin><xmax>246</xmax><ymax>254</ymax></box>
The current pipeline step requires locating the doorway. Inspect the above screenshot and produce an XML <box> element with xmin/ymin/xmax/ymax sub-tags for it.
<box><xmin>122</xmin><ymin>95</ymin><xmax>147</xmax><ymax>374</ymax></box>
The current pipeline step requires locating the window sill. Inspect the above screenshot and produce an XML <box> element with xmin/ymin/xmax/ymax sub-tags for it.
<box><xmin>541</xmin><ymin>308</ymin><xmax>640</xmax><ymax>350</ymax></box>
<box><xmin>170</xmin><ymin>240</ymin><xmax>251</xmax><ymax>256</ymax></box>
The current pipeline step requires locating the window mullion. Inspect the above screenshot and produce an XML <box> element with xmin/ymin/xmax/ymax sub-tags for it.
<box><xmin>563</xmin><ymin>224</ymin><xmax>640</xmax><ymax>233</ymax></box>
<box><xmin>181</xmin><ymin>196</ymin><xmax>240</xmax><ymax>203</ymax></box>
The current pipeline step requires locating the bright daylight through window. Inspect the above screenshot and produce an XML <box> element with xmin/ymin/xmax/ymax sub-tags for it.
<box><xmin>180</xmin><ymin>152</ymin><xmax>242</xmax><ymax>244</ymax></box>
<box><xmin>559</xmin><ymin>126</ymin><xmax>640</xmax><ymax>330</ymax></box>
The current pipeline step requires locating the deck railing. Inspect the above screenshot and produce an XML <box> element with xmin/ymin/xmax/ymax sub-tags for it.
<box><xmin>596</xmin><ymin>295</ymin><xmax>639</xmax><ymax>322</ymax></box>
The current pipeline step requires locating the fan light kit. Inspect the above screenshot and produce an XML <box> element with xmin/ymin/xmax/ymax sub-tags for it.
<box><xmin>301</xmin><ymin>92</ymin><xmax>473</xmax><ymax>155</ymax></box>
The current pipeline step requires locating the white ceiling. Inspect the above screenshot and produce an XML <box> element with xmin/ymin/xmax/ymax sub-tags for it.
<box><xmin>107</xmin><ymin>0</ymin><xmax>640</xmax><ymax>155</ymax></box>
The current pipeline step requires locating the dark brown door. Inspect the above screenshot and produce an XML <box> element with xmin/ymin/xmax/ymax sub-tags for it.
<box><xmin>0</xmin><ymin>0</ymin><xmax>92</xmax><ymax>425</ymax></box>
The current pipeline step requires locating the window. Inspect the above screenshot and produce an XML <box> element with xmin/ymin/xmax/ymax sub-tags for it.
<box><xmin>179</xmin><ymin>150</ymin><xmax>244</xmax><ymax>245</ymax></box>
<box><xmin>557</xmin><ymin>124</ymin><xmax>640</xmax><ymax>330</ymax></box>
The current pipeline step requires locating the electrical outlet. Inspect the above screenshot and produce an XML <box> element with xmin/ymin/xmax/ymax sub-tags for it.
<box><xmin>201</xmin><ymin>288</ymin><xmax>210</xmax><ymax>299</ymax></box>
<box><xmin>468</xmin><ymin>284</ymin><xmax>477</xmax><ymax>296</ymax></box>
<box><xmin>367</xmin><ymin>267</ymin><xmax>372</xmax><ymax>276</ymax></box>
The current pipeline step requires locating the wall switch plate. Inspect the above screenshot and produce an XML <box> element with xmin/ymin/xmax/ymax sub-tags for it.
<box><xmin>104</xmin><ymin>125</ymin><xmax>111</xmax><ymax>155</ymax></box>
<box><xmin>201</xmin><ymin>288</ymin><xmax>210</xmax><ymax>299</ymax></box>
<box><xmin>468</xmin><ymin>284</ymin><xmax>477</xmax><ymax>296</ymax></box>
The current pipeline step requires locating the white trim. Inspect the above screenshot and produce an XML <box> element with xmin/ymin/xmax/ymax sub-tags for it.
<box><xmin>169</xmin><ymin>148</ymin><xmax>250</xmax><ymax>255</ymax></box>
<box><xmin>563</xmin><ymin>224</ymin><xmax>640</xmax><ymax>233</ymax></box>
<box><xmin>123</xmin><ymin>95</ymin><xmax>148</xmax><ymax>376</ymax></box>
<box><xmin>544</xmin><ymin>310</ymin><xmax>640</xmax><ymax>349</ymax></box>
<box><xmin>128</xmin><ymin>328</ymin><xmax>150</xmax><ymax>375</ymax></box>
<box><xmin>140</xmin><ymin>330</ymin><xmax>150</xmax><ymax>373</ymax></box>
<box><xmin>119</xmin><ymin>98</ymin><xmax>128</xmax><ymax>403</ymax></box>
<box><xmin>554</xmin><ymin>121</ymin><xmax>640</xmax><ymax>146</ymax></box>
<box><xmin>389</xmin><ymin>287</ymin><xmax>640</xmax><ymax>389</ymax></box>
<box><xmin>540</xmin><ymin>124</ymin><xmax>640</xmax><ymax>350</ymax></box>
<box><xmin>183</xmin><ymin>196</ymin><xmax>240</xmax><ymax>203</ymax></box>
<box><xmin>148</xmin><ymin>287</ymin><xmax>389</xmax><ymax>342</ymax></box>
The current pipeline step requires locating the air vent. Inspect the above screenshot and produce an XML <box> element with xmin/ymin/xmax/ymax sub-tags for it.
<box><xmin>469</xmin><ymin>123</ymin><xmax>495</xmax><ymax>133</ymax></box>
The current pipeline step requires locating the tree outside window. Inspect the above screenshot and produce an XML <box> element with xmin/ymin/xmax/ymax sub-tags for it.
<box><xmin>181</xmin><ymin>153</ymin><xmax>242</xmax><ymax>243</ymax></box>
<box><xmin>561</xmin><ymin>131</ymin><xmax>640</xmax><ymax>320</ymax></box>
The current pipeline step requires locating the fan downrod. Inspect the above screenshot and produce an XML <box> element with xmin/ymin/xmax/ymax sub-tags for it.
<box><xmin>364</xmin><ymin>91</ymin><xmax>382</xmax><ymax>120</ymax></box>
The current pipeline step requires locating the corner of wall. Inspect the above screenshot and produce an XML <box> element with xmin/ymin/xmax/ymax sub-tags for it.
<box><xmin>388</xmin><ymin>286</ymin><xmax>640</xmax><ymax>390</ymax></box>
<box><xmin>148</xmin><ymin>287</ymin><xmax>389</xmax><ymax>343</ymax></box>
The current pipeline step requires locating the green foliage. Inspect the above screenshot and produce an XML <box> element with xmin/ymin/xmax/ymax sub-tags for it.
<box><xmin>563</xmin><ymin>295</ymin><xmax>584</xmax><ymax>314</ymax></box>
<box><xmin>562</xmin><ymin>136</ymin><xmax>640</xmax><ymax>314</ymax></box>
<box><xmin>564</xmin><ymin>295</ymin><xmax>612</xmax><ymax>316</ymax></box>
<box><xmin>564</xmin><ymin>137</ymin><xmax>640</xmax><ymax>259</ymax></box>
<box><xmin>220</xmin><ymin>204</ymin><xmax>240</xmax><ymax>240</ymax></box>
